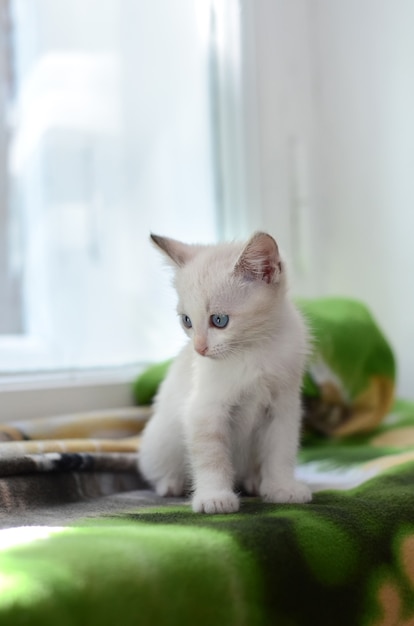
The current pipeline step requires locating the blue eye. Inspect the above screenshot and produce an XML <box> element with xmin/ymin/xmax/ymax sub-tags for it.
<box><xmin>181</xmin><ymin>314</ymin><xmax>192</xmax><ymax>329</ymax></box>
<box><xmin>210</xmin><ymin>314</ymin><xmax>229</xmax><ymax>329</ymax></box>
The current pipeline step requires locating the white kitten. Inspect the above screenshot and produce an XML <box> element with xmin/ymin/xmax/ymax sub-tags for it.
<box><xmin>139</xmin><ymin>231</ymin><xmax>312</xmax><ymax>513</ymax></box>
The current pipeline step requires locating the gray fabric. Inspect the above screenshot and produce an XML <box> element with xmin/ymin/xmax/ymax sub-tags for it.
<box><xmin>0</xmin><ymin>487</ymin><xmax>185</xmax><ymax>528</ymax></box>
<box><xmin>0</xmin><ymin>448</ymin><xmax>185</xmax><ymax>529</ymax></box>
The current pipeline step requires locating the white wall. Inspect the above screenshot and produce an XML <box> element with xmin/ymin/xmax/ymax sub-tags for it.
<box><xmin>310</xmin><ymin>0</ymin><xmax>414</xmax><ymax>398</ymax></box>
<box><xmin>246</xmin><ymin>0</ymin><xmax>414</xmax><ymax>398</ymax></box>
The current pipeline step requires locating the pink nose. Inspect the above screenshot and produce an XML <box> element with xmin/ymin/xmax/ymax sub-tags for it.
<box><xmin>195</xmin><ymin>343</ymin><xmax>208</xmax><ymax>356</ymax></box>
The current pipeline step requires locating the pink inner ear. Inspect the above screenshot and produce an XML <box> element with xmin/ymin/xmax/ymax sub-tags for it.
<box><xmin>235</xmin><ymin>232</ymin><xmax>281</xmax><ymax>284</ymax></box>
<box><xmin>262</xmin><ymin>259</ymin><xmax>276</xmax><ymax>284</ymax></box>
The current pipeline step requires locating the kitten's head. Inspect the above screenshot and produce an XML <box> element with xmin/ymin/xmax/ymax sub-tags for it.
<box><xmin>151</xmin><ymin>232</ymin><xmax>286</xmax><ymax>359</ymax></box>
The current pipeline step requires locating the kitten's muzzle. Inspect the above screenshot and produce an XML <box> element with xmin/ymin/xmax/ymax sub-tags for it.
<box><xmin>194</xmin><ymin>339</ymin><xmax>209</xmax><ymax>356</ymax></box>
<box><xmin>195</xmin><ymin>345</ymin><xmax>209</xmax><ymax>356</ymax></box>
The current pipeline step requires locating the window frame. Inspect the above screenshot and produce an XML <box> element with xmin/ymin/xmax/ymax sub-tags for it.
<box><xmin>0</xmin><ymin>1</ymin><xmax>158</xmax><ymax>417</ymax></box>
<box><xmin>210</xmin><ymin>0</ymin><xmax>263</xmax><ymax>240</ymax></box>
<box><xmin>0</xmin><ymin>364</ymin><xmax>141</xmax><ymax>421</ymax></box>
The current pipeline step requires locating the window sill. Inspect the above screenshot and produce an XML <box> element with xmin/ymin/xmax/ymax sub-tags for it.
<box><xmin>0</xmin><ymin>365</ymin><xmax>143</xmax><ymax>422</ymax></box>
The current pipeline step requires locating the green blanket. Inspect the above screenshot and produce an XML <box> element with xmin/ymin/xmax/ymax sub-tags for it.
<box><xmin>1</xmin><ymin>297</ymin><xmax>413</xmax><ymax>626</ymax></box>
<box><xmin>2</xmin><ymin>414</ymin><xmax>414</xmax><ymax>625</ymax></box>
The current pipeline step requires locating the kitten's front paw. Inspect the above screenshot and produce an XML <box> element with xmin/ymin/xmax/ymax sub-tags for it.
<box><xmin>260</xmin><ymin>480</ymin><xmax>312</xmax><ymax>504</ymax></box>
<box><xmin>154</xmin><ymin>476</ymin><xmax>186</xmax><ymax>497</ymax></box>
<box><xmin>192</xmin><ymin>490</ymin><xmax>239</xmax><ymax>514</ymax></box>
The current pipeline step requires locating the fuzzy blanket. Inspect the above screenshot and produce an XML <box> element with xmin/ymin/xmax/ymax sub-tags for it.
<box><xmin>1</xmin><ymin>298</ymin><xmax>414</xmax><ymax>626</ymax></box>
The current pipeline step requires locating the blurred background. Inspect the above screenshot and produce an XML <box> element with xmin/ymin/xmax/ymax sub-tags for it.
<box><xmin>0</xmin><ymin>0</ymin><xmax>413</xmax><ymax>399</ymax></box>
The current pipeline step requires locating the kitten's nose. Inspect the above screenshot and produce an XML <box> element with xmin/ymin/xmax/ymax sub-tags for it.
<box><xmin>194</xmin><ymin>340</ymin><xmax>208</xmax><ymax>356</ymax></box>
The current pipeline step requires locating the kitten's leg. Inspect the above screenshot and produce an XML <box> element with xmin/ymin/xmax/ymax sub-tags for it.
<box><xmin>186</xmin><ymin>401</ymin><xmax>239</xmax><ymax>514</ymax></box>
<box><xmin>139</xmin><ymin>347</ymin><xmax>193</xmax><ymax>497</ymax></box>
<box><xmin>242</xmin><ymin>465</ymin><xmax>261</xmax><ymax>496</ymax></box>
<box><xmin>241</xmin><ymin>443</ymin><xmax>261</xmax><ymax>496</ymax></box>
<box><xmin>259</xmin><ymin>391</ymin><xmax>312</xmax><ymax>504</ymax></box>
<box><xmin>139</xmin><ymin>413</ymin><xmax>188</xmax><ymax>496</ymax></box>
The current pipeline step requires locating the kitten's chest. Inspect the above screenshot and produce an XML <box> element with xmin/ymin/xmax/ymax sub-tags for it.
<box><xmin>195</xmin><ymin>350</ymin><xmax>275</xmax><ymax>406</ymax></box>
<box><xmin>230</xmin><ymin>358</ymin><xmax>277</xmax><ymax>447</ymax></box>
<box><xmin>194</xmin><ymin>354</ymin><xmax>273</xmax><ymax>460</ymax></box>
<box><xmin>231</xmin><ymin>385</ymin><xmax>270</xmax><ymax>432</ymax></box>
<box><xmin>229</xmin><ymin>391</ymin><xmax>268</xmax><ymax>479</ymax></box>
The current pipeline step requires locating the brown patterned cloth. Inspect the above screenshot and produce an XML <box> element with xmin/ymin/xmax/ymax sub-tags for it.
<box><xmin>0</xmin><ymin>408</ymin><xmax>151</xmax><ymax>511</ymax></box>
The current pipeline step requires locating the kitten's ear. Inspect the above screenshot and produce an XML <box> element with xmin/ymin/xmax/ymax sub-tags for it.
<box><xmin>234</xmin><ymin>232</ymin><xmax>281</xmax><ymax>284</ymax></box>
<box><xmin>150</xmin><ymin>234</ymin><xmax>197</xmax><ymax>268</ymax></box>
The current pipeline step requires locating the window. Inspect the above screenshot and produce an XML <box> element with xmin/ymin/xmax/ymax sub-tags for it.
<box><xmin>0</xmin><ymin>0</ymin><xmax>261</xmax><ymax>418</ymax></box>
<box><xmin>0</xmin><ymin>0</ymin><xmax>23</xmax><ymax>336</ymax></box>
<box><xmin>0</xmin><ymin>0</ymin><xmax>222</xmax><ymax>379</ymax></box>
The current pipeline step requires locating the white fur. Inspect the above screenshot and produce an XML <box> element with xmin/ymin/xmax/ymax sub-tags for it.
<box><xmin>139</xmin><ymin>232</ymin><xmax>312</xmax><ymax>513</ymax></box>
